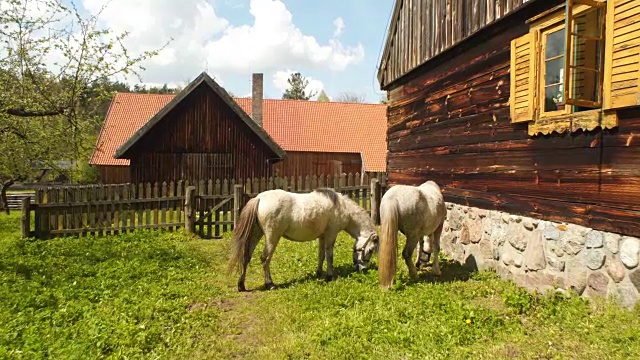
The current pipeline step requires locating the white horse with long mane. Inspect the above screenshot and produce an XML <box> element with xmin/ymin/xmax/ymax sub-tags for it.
<box><xmin>228</xmin><ymin>188</ymin><xmax>379</xmax><ymax>292</ymax></box>
<box><xmin>378</xmin><ymin>181</ymin><xmax>447</xmax><ymax>290</ymax></box>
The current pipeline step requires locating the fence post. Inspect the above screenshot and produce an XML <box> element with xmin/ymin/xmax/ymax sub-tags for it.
<box><xmin>184</xmin><ymin>186</ymin><xmax>196</xmax><ymax>234</ymax></box>
<box><xmin>21</xmin><ymin>197</ymin><xmax>31</xmax><ymax>238</ymax></box>
<box><xmin>233</xmin><ymin>184</ymin><xmax>244</xmax><ymax>228</ymax></box>
<box><xmin>370</xmin><ymin>178</ymin><xmax>381</xmax><ymax>225</ymax></box>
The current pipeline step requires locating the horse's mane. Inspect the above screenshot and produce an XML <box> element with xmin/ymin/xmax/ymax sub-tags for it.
<box><xmin>313</xmin><ymin>188</ymin><xmax>373</xmax><ymax>230</ymax></box>
<box><xmin>313</xmin><ymin>188</ymin><xmax>341</xmax><ymax>205</ymax></box>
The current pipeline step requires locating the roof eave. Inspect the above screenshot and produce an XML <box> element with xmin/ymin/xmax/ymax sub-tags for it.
<box><xmin>378</xmin><ymin>0</ymin><xmax>552</xmax><ymax>90</ymax></box>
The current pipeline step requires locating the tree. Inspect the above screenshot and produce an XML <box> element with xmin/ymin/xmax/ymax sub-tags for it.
<box><xmin>316</xmin><ymin>90</ymin><xmax>330</xmax><ymax>102</ymax></box>
<box><xmin>131</xmin><ymin>83</ymin><xmax>180</xmax><ymax>94</ymax></box>
<box><xmin>0</xmin><ymin>0</ymin><xmax>166</xmax><ymax>211</ymax></box>
<box><xmin>282</xmin><ymin>72</ymin><xmax>317</xmax><ymax>100</ymax></box>
<box><xmin>335</xmin><ymin>91</ymin><xmax>366</xmax><ymax>103</ymax></box>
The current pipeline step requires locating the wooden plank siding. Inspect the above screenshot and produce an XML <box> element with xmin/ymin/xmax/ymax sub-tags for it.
<box><xmin>97</xmin><ymin>165</ymin><xmax>131</xmax><ymax>184</ymax></box>
<box><xmin>385</xmin><ymin>13</ymin><xmax>640</xmax><ymax>237</ymax></box>
<box><xmin>379</xmin><ymin>0</ymin><xmax>536</xmax><ymax>88</ymax></box>
<box><xmin>126</xmin><ymin>84</ymin><xmax>280</xmax><ymax>183</ymax></box>
<box><xmin>272</xmin><ymin>151</ymin><xmax>363</xmax><ymax>178</ymax></box>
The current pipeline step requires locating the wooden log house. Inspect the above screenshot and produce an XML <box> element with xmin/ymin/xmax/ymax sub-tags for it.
<box><xmin>379</xmin><ymin>0</ymin><xmax>640</xmax><ymax>238</ymax></box>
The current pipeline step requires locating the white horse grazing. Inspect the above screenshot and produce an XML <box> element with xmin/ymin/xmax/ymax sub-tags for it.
<box><xmin>228</xmin><ymin>188</ymin><xmax>379</xmax><ymax>292</ymax></box>
<box><xmin>378</xmin><ymin>181</ymin><xmax>447</xmax><ymax>290</ymax></box>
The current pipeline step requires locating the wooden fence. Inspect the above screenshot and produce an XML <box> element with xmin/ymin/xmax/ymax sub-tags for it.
<box><xmin>22</xmin><ymin>173</ymin><xmax>386</xmax><ymax>239</ymax></box>
<box><xmin>5</xmin><ymin>193</ymin><xmax>34</xmax><ymax>210</ymax></box>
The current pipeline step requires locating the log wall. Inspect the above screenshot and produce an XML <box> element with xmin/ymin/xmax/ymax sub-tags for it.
<box><xmin>379</xmin><ymin>0</ymin><xmax>555</xmax><ymax>88</ymax></box>
<box><xmin>385</xmin><ymin>15</ymin><xmax>640</xmax><ymax>237</ymax></box>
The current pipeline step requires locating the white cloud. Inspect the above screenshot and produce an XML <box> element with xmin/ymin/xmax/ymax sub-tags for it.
<box><xmin>333</xmin><ymin>17</ymin><xmax>345</xmax><ymax>38</ymax></box>
<box><xmin>273</xmin><ymin>70</ymin><xmax>324</xmax><ymax>99</ymax></box>
<box><xmin>205</xmin><ymin>1</ymin><xmax>363</xmax><ymax>73</ymax></box>
<box><xmin>80</xmin><ymin>0</ymin><xmax>364</xmax><ymax>85</ymax></box>
<box><xmin>82</xmin><ymin>0</ymin><xmax>229</xmax><ymax>84</ymax></box>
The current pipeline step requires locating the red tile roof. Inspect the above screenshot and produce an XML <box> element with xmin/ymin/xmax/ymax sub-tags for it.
<box><xmin>90</xmin><ymin>93</ymin><xmax>388</xmax><ymax>172</ymax></box>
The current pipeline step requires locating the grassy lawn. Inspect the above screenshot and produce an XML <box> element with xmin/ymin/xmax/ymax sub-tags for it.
<box><xmin>1</xmin><ymin>212</ymin><xmax>639</xmax><ymax>359</ymax></box>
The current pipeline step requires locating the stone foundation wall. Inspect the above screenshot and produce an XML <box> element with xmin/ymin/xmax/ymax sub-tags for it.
<box><xmin>441</xmin><ymin>203</ymin><xmax>640</xmax><ymax>309</ymax></box>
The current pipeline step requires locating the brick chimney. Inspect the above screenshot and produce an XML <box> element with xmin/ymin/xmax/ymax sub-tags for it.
<box><xmin>252</xmin><ymin>73</ymin><xmax>263</xmax><ymax>127</ymax></box>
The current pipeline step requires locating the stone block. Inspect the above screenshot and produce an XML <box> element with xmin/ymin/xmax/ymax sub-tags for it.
<box><xmin>547</xmin><ymin>257</ymin><xmax>566</xmax><ymax>272</ymax></box>
<box><xmin>565</xmin><ymin>257</ymin><xmax>587</xmax><ymax>295</ymax></box>
<box><xmin>620</xmin><ymin>237</ymin><xmax>640</xmax><ymax>269</ymax></box>
<box><xmin>562</xmin><ymin>229</ymin><xmax>586</xmax><ymax>256</ymax></box>
<box><xmin>544</xmin><ymin>224</ymin><xmax>562</xmax><ymax>241</ymax></box>
<box><xmin>523</xmin><ymin>218</ymin><xmax>536</xmax><ymax>231</ymax></box>
<box><xmin>470</xmin><ymin>218</ymin><xmax>483</xmax><ymax>244</ymax></box>
<box><xmin>501</xmin><ymin>247</ymin><xmax>523</xmax><ymax>268</ymax></box>
<box><xmin>587</xmin><ymin>272</ymin><xmax>610</xmax><ymax>297</ymax></box>
<box><xmin>612</xmin><ymin>278</ymin><xmax>639</xmax><ymax>309</ymax></box>
<box><xmin>585</xmin><ymin>249</ymin><xmax>606</xmax><ymax>270</ymax></box>
<box><xmin>606</xmin><ymin>261</ymin><xmax>626</xmax><ymax>283</ymax></box>
<box><xmin>523</xmin><ymin>230</ymin><xmax>546</xmax><ymax>272</ymax></box>
<box><xmin>604</xmin><ymin>233</ymin><xmax>621</xmax><ymax>254</ymax></box>
<box><xmin>508</xmin><ymin>222</ymin><xmax>528</xmax><ymax>252</ymax></box>
<box><xmin>585</xmin><ymin>230</ymin><xmax>604</xmax><ymax>249</ymax></box>
<box><xmin>629</xmin><ymin>269</ymin><xmax>640</xmax><ymax>292</ymax></box>
<box><xmin>460</xmin><ymin>224</ymin><xmax>470</xmax><ymax>245</ymax></box>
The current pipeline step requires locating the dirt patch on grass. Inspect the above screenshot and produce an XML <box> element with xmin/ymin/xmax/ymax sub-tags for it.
<box><xmin>503</xmin><ymin>343</ymin><xmax>521</xmax><ymax>358</ymax></box>
<box><xmin>217</xmin><ymin>292</ymin><xmax>263</xmax><ymax>349</ymax></box>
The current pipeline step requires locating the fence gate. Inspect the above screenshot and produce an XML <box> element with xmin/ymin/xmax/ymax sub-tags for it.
<box><xmin>191</xmin><ymin>179</ymin><xmax>236</xmax><ymax>239</ymax></box>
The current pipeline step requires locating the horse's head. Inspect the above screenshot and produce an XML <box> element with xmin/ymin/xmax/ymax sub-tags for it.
<box><xmin>353</xmin><ymin>232</ymin><xmax>379</xmax><ymax>272</ymax></box>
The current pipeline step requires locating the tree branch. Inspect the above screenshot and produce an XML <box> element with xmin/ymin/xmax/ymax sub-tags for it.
<box><xmin>5</xmin><ymin>107</ymin><xmax>66</xmax><ymax>117</ymax></box>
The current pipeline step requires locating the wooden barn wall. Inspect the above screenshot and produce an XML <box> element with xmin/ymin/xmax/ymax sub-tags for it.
<box><xmin>380</xmin><ymin>0</ymin><xmax>538</xmax><ymax>87</ymax></box>
<box><xmin>97</xmin><ymin>165</ymin><xmax>131</xmax><ymax>184</ymax></box>
<box><xmin>272</xmin><ymin>152</ymin><xmax>363</xmax><ymax>178</ymax></box>
<box><xmin>127</xmin><ymin>85</ymin><xmax>278</xmax><ymax>183</ymax></box>
<box><xmin>385</xmin><ymin>20</ymin><xmax>640</xmax><ymax>237</ymax></box>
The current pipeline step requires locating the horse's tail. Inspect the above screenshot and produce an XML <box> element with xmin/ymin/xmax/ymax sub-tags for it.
<box><xmin>228</xmin><ymin>197</ymin><xmax>260</xmax><ymax>274</ymax></box>
<box><xmin>379</xmin><ymin>199</ymin><xmax>399</xmax><ymax>290</ymax></box>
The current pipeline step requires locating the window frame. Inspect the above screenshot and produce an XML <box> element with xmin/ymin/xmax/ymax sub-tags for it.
<box><xmin>563</xmin><ymin>0</ymin><xmax>606</xmax><ymax>109</ymax></box>
<box><xmin>513</xmin><ymin>0</ymin><xmax>621</xmax><ymax>136</ymax></box>
<box><xmin>531</xmin><ymin>2</ymin><xmax>606</xmax><ymax>121</ymax></box>
<box><xmin>538</xmin><ymin>23</ymin><xmax>571</xmax><ymax>119</ymax></box>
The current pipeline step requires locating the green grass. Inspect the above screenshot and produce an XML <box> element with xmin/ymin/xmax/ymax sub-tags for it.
<box><xmin>1</xmin><ymin>212</ymin><xmax>639</xmax><ymax>359</ymax></box>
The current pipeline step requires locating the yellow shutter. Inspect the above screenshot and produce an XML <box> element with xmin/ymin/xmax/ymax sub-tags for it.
<box><xmin>604</xmin><ymin>0</ymin><xmax>640</xmax><ymax>109</ymax></box>
<box><xmin>510</xmin><ymin>32</ymin><xmax>537</xmax><ymax>123</ymax></box>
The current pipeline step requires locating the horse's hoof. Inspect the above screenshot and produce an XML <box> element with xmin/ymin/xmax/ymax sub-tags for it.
<box><xmin>433</xmin><ymin>268</ymin><xmax>442</xmax><ymax>276</ymax></box>
<box><xmin>265</xmin><ymin>282</ymin><xmax>277</xmax><ymax>290</ymax></box>
<box><xmin>315</xmin><ymin>270</ymin><xmax>323</xmax><ymax>278</ymax></box>
<box><xmin>238</xmin><ymin>283</ymin><xmax>247</xmax><ymax>292</ymax></box>
<box><xmin>325</xmin><ymin>275</ymin><xmax>334</xmax><ymax>282</ymax></box>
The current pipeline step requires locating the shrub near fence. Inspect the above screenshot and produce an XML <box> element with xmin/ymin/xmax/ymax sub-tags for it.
<box><xmin>22</xmin><ymin>173</ymin><xmax>386</xmax><ymax>239</ymax></box>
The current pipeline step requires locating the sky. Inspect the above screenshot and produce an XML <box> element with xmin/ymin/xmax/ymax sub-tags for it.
<box><xmin>79</xmin><ymin>0</ymin><xmax>396</xmax><ymax>103</ymax></box>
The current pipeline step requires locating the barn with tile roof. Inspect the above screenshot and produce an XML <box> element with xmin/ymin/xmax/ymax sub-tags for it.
<box><xmin>90</xmin><ymin>72</ymin><xmax>387</xmax><ymax>184</ymax></box>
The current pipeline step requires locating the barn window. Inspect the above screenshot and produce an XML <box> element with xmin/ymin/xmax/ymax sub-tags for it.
<box><xmin>509</xmin><ymin>0</ymin><xmax>619</xmax><ymax>135</ymax></box>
